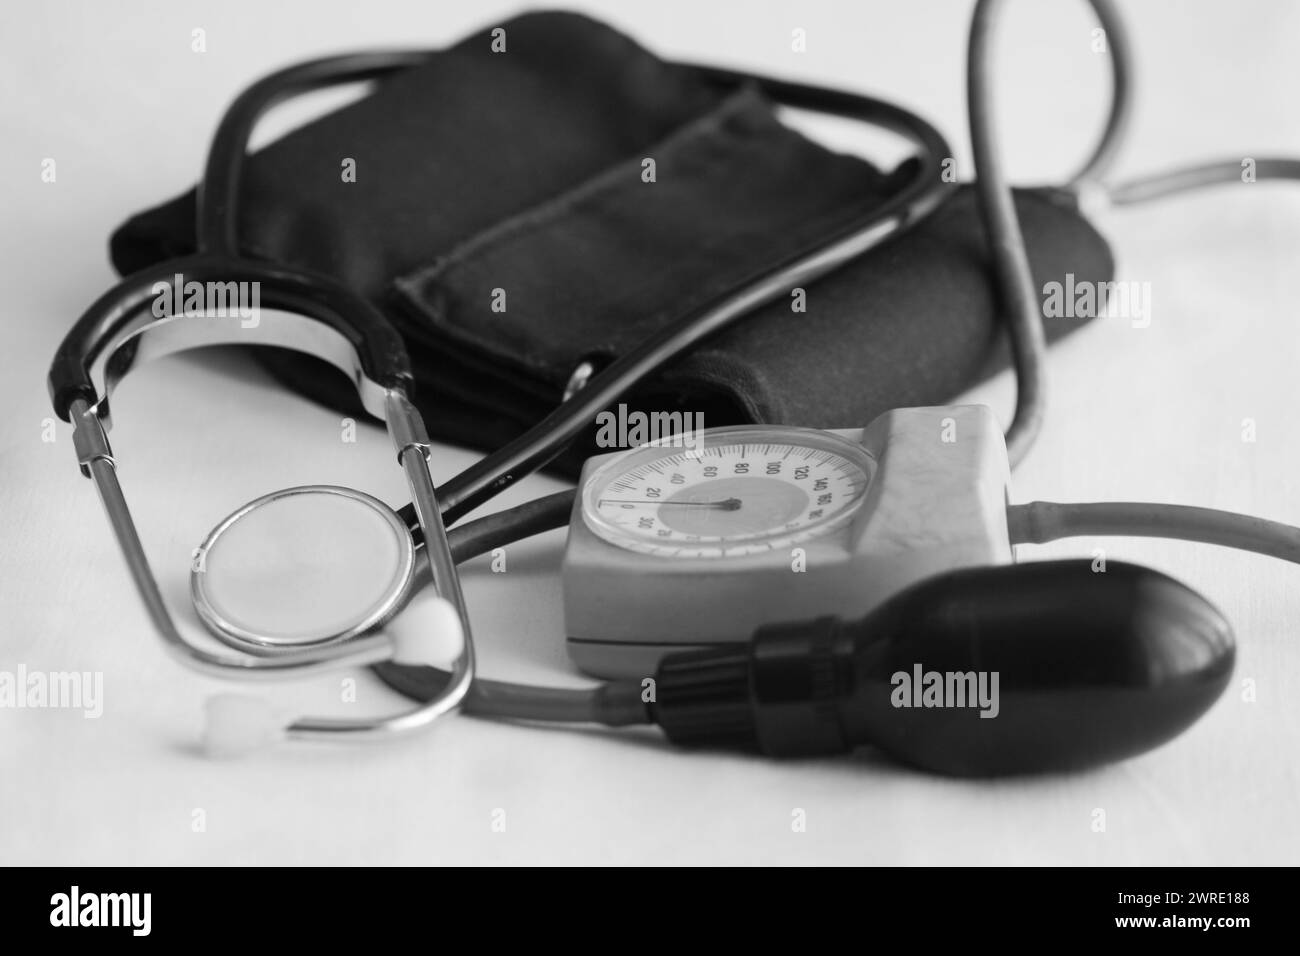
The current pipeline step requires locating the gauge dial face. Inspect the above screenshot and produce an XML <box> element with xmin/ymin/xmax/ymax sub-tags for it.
<box><xmin>580</xmin><ymin>427</ymin><xmax>874</xmax><ymax>558</ymax></box>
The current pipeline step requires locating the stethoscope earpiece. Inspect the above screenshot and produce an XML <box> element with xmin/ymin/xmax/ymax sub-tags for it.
<box><xmin>203</xmin><ymin>695</ymin><xmax>289</xmax><ymax>759</ymax></box>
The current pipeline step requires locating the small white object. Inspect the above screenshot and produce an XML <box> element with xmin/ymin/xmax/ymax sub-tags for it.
<box><xmin>388</xmin><ymin>596</ymin><xmax>465</xmax><ymax>667</ymax></box>
<box><xmin>202</xmin><ymin>694</ymin><xmax>288</xmax><ymax>758</ymax></box>
<box><xmin>1073</xmin><ymin>179</ymin><xmax>1112</xmax><ymax>221</ymax></box>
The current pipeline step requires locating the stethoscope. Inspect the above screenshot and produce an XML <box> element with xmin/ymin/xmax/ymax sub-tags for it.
<box><xmin>49</xmin><ymin>0</ymin><xmax>1145</xmax><ymax>758</ymax></box>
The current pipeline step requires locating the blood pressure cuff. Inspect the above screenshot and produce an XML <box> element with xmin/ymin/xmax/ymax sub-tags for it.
<box><xmin>108</xmin><ymin>10</ymin><xmax>1112</xmax><ymax>475</ymax></box>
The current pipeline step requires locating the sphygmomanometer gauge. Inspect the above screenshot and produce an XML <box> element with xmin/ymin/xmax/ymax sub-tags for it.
<box><xmin>563</xmin><ymin>409</ymin><xmax>1015</xmax><ymax>679</ymax></box>
<box><xmin>580</xmin><ymin>426</ymin><xmax>875</xmax><ymax>559</ymax></box>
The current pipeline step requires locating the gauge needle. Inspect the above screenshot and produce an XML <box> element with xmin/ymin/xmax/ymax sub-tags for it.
<box><xmin>600</xmin><ymin>497</ymin><xmax>742</xmax><ymax>510</ymax></box>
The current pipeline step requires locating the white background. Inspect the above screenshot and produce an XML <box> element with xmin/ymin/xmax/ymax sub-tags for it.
<box><xmin>2</xmin><ymin>0</ymin><xmax>1298</xmax><ymax>865</ymax></box>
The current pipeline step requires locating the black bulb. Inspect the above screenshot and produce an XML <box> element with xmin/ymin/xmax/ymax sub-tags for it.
<box><xmin>651</xmin><ymin>560</ymin><xmax>1236</xmax><ymax>776</ymax></box>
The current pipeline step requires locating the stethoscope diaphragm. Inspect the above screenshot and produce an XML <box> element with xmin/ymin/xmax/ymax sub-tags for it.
<box><xmin>190</xmin><ymin>485</ymin><xmax>416</xmax><ymax>652</ymax></box>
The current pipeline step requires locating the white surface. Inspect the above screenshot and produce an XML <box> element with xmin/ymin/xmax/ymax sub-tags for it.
<box><xmin>2</xmin><ymin>0</ymin><xmax>1299</xmax><ymax>865</ymax></box>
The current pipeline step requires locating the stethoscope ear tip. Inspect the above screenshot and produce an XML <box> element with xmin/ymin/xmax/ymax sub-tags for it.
<box><xmin>388</xmin><ymin>596</ymin><xmax>465</xmax><ymax>668</ymax></box>
<box><xmin>202</xmin><ymin>694</ymin><xmax>289</xmax><ymax>758</ymax></box>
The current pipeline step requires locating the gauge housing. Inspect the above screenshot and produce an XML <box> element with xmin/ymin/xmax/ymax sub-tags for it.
<box><xmin>562</xmin><ymin>405</ymin><xmax>1013</xmax><ymax>679</ymax></box>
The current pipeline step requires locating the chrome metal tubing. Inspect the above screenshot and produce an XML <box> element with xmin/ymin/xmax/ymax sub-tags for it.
<box><xmin>385</xmin><ymin>390</ymin><xmax>476</xmax><ymax>723</ymax></box>
<box><xmin>70</xmin><ymin>342</ymin><xmax>475</xmax><ymax>740</ymax></box>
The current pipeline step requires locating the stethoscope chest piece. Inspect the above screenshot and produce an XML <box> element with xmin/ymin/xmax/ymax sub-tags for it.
<box><xmin>191</xmin><ymin>485</ymin><xmax>415</xmax><ymax>652</ymax></box>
